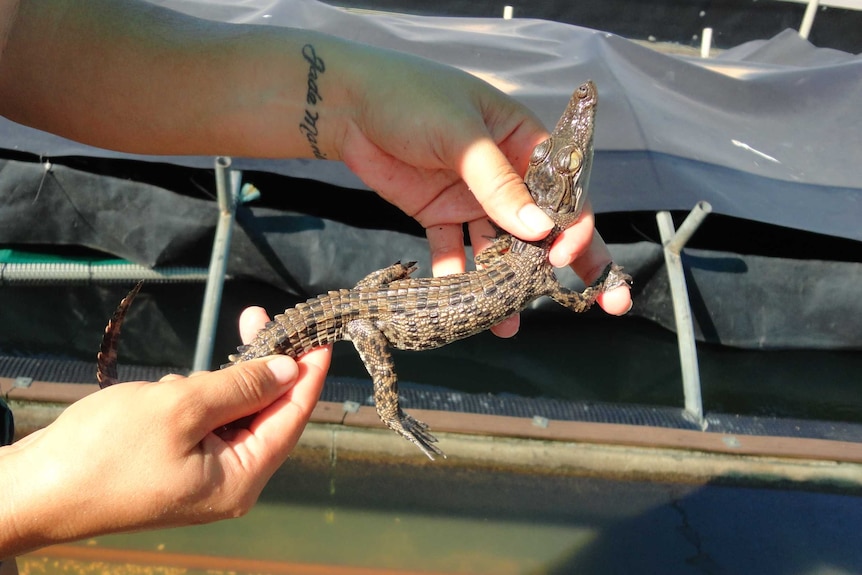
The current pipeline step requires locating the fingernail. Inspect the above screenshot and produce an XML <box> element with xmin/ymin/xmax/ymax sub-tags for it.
<box><xmin>517</xmin><ymin>204</ymin><xmax>553</xmax><ymax>237</ymax></box>
<box><xmin>547</xmin><ymin>241</ymin><xmax>573</xmax><ymax>268</ymax></box>
<box><xmin>266</xmin><ymin>356</ymin><xmax>298</xmax><ymax>386</ymax></box>
<box><xmin>548</xmin><ymin>250</ymin><xmax>569</xmax><ymax>269</ymax></box>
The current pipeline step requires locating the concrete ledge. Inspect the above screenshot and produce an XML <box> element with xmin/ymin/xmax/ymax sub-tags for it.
<box><xmin>328</xmin><ymin>403</ymin><xmax>862</xmax><ymax>465</ymax></box>
<box><xmin>297</xmin><ymin>423</ymin><xmax>862</xmax><ymax>491</ymax></box>
<box><xmin>5</xmin><ymin>378</ymin><xmax>862</xmax><ymax>491</ymax></box>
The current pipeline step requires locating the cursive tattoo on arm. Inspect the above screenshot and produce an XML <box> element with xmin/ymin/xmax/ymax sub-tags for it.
<box><xmin>299</xmin><ymin>44</ymin><xmax>327</xmax><ymax>160</ymax></box>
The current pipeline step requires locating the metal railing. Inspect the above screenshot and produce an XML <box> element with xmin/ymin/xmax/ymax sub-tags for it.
<box><xmin>656</xmin><ymin>202</ymin><xmax>712</xmax><ymax>427</ymax></box>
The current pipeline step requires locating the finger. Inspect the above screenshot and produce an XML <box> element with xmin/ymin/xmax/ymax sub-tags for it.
<box><xmin>490</xmin><ymin>314</ymin><xmax>520</xmax><ymax>338</ymax></box>
<box><xmin>566</xmin><ymin>227</ymin><xmax>613</xmax><ymax>283</ymax></box>
<box><xmin>236</xmin><ymin>346</ymin><xmax>332</xmax><ymax>469</ymax></box>
<box><xmin>548</xmin><ymin>216</ymin><xmax>596</xmax><ymax>270</ymax></box>
<box><xmin>557</xmin><ymin>220</ymin><xmax>633</xmax><ymax>317</ymax></box>
<box><xmin>458</xmin><ymin>136</ymin><xmax>553</xmax><ymax>241</ymax></box>
<box><xmin>547</xmin><ymin>202</ymin><xmax>620</xmax><ymax>283</ymax></box>
<box><xmin>466</xmin><ymin>218</ymin><xmax>498</xmax><ymax>260</ymax></box>
<box><xmin>159</xmin><ymin>373</ymin><xmax>186</xmax><ymax>382</ymax></box>
<box><xmin>240</xmin><ymin>306</ymin><xmax>271</xmax><ymax>345</ymax></box>
<box><xmin>597</xmin><ymin>283</ymin><xmax>633</xmax><ymax>316</ymax></box>
<box><xmin>270</xmin><ymin>346</ymin><xmax>331</xmax><ymax>430</ymax></box>
<box><xmin>467</xmin><ymin>219</ymin><xmax>523</xmax><ymax>338</ymax></box>
<box><xmin>175</xmin><ymin>356</ymin><xmax>299</xmax><ymax>435</ymax></box>
<box><xmin>426</xmin><ymin>224</ymin><xmax>467</xmax><ymax>277</ymax></box>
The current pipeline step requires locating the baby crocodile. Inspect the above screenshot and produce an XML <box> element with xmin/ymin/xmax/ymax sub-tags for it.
<box><xmin>98</xmin><ymin>80</ymin><xmax>630</xmax><ymax>459</ymax></box>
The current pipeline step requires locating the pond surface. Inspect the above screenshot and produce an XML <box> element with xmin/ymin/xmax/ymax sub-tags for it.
<box><xmin>21</xmin><ymin>453</ymin><xmax>862</xmax><ymax>574</ymax></box>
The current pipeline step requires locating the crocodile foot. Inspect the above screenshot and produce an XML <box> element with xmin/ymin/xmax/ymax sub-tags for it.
<box><xmin>388</xmin><ymin>411</ymin><xmax>446</xmax><ymax>460</ymax></box>
<box><xmin>601</xmin><ymin>263</ymin><xmax>633</xmax><ymax>292</ymax></box>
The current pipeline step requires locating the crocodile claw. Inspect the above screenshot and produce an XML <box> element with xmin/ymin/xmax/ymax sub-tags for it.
<box><xmin>393</xmin><ymin>412</ymin><xmax>446</xmax><ymax>460</ymax></box>
<box><xmin>601</xmin><ymin>263</ymin><xmax>633</xmax><ymax>292</ymax></box>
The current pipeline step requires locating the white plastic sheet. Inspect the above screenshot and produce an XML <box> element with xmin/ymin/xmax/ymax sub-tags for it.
<box><xmin>1</xmin><ymin>0</ymin><xmax>860</xmax><ymax>240</ymax></box>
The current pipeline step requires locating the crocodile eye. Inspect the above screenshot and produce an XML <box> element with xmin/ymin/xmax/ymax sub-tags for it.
<box><xmin>529</xmin><ymin>138</ymin><xmax>552</xmax><ymax>165</ymax></box>
<box><xmin>554</xmin><ymin>147</ymin><xmax>583</xmax><ymax>174</ymax></box>
<box><xmin>576</xmin><ymin>84</ymin><xmax>590</xmax><ymax>100</ymax></box>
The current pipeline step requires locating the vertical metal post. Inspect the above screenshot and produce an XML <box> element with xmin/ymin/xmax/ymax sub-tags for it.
<box><xmin>656</xmin><ymin>201</ymin><xmax>712</xmax><ymax>427</ymax></box>
<box><xmin>193</xmin><ymin>157</ymin><xmax>240</xmax><ymax>371</ymax></box>
<box><xmin>799</xmin><ymin>0</ymin><xmax>819</xmax><ymax>39</ymax></box>
<box><xmin>700</xmin><ymin>27</ymin><xmax>713</xmax><ymax>59</ymax></box>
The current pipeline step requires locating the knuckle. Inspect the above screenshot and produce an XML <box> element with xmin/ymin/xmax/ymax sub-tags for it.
<box><xmin>217</xmin><ymin>491</ymin><xmax>258</xmax><ymax>520</ymax></box>
<box><xmin>482</xmin><ymin>169</ymin><xmax>525</xmax><ymax>205</ymax></box>
<box><xmin>156</xmin><ymin>384</ymin><xmax>192</xmax><ymax>415</ymax></box>
<box><xmin>225</xmin><ymin>361</ymin><xmax>270</xmax><ymax>404</ymax></box>
<box><xmin>230</xmin><ymin>497</ymin><xmax>256</xmax><ymax>519</ymax></box>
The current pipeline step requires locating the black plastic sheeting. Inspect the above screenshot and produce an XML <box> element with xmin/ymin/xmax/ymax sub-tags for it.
<box><xmin>3</xmin><ymin>353</ymin><xmax>861</xmax><ymax>444</ymax></box>
<box><xmin>0</xmin><ymin>1</ymin><xmax>860</xmax><ymax>353</ymax></box>
<box><xmin>1</xmin><ymin>157</ymin><xmax>861</xmax><ymax>351</ymax></box>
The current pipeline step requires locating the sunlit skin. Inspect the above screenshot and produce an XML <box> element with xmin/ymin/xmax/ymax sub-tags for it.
<box><xmin>0</xmin><ymin>308</ymin><xmax>328</xmax><ymax>559</ymax></box>
<box><xmin>0</xmin><ymin>0</ymin><xmax>630</xmax><ymax>560</ymax></box>
<box><xmin>0</xmin><ymin>0</ymin><xmax>629</xmax><ymax>330</ymax></box>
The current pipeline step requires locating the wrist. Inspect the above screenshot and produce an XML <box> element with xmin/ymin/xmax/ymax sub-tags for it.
<box><xmin>0</xmin><ymin>434</ymin><xmax>100</xmax><ymax>558</ymax></box>
<box><xmin>286</xmin><ymin>31</ymin><xmax>373</xmax><ymax>162</ymax></box>
<box><xmin>0</xmin><ymin>444</ymin><xmax>50</xmax><ymax>558</ymax></box>
<box><xmin>210</xmin><ymin>28</ymin><xmax>364</xmax><ymax>163</ymax></box>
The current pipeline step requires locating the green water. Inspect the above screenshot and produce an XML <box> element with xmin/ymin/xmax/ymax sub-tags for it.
<box><xmin>31</xmin><ymin>457</ymin><xmax>862</xmax><ymax>575</ymax></box>
<box><xmin>87</xmin><ymin>504</ymin><xmax>598</xmax><ymax>573</ymax></box>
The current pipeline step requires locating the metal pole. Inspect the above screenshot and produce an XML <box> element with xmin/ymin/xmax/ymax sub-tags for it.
<box><xmin>0</xmin><ymin>263</ymin><xmax>207</xmax><ymax>285</ymax></box>
<box><xmin>656</xmin><ymin>201</ymin><xmax>712</xmax><ymax>427</ymax></box>
<box><xmin>799</xmin><ymin>0</ymin><xmax>819</xmax><ymax>39</ymax></box>
<box><xmin>700</xmin><ymin>27</ymin><xmax>713</xmax><ymax>59</ymax></box>
<box><xmin>192</xmin><ymin>157</ymin><xmax>240</xmax><ymax>371</ymax></box>
<box><xmin>667</xmin><ymin>201</ymin><xmax>712</xmax><ymax>254</ymax></box>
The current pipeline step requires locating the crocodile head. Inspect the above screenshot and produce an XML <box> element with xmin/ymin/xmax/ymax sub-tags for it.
<box><xmin>523</xmin><ymin>80</ymin><xmax>597</xmax><ymax>231</ymax></box>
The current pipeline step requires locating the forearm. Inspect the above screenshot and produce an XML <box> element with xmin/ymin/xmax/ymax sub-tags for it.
<box><xmin>0</xmin><ymin>447</ymin><xmax>25</xmax><ymax>559</ymax></box>
<box><xmin>0</xmin><ymin>441</ymin><xmax>61</xmax><ymax>559</ymax></box>
<box><xmin>0</xmin><ymin>0</ymin><xmax>361</xmax><ymax>158</ymax></box>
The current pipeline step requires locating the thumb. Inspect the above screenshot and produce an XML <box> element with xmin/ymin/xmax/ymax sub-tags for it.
<box><xmin>458</xmin><ymin>136</ymin><xmax>553</xmax><ymax>241</ymax></box>
<box><xmin>179</xmin><ymin>356</ymin><xmax>299</xmax><ymax>435</ymax></box>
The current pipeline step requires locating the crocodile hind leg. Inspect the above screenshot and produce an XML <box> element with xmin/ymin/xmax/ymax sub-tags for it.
<box><xmin>549</xmin><ymin>263</ymin><xmax>632</xmax><ymax>313</ymax></box>
<box><xmin>346</xmin><ymin>318</ymin><xmax>444</xmax><ymax>460</ymax></box>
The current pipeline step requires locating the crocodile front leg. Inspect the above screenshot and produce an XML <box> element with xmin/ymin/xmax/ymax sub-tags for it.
<box><xmin>346</xmin><ymin>318</ymin><xmax>444</xmax><ymax>460</ymax></box>
<box><xmin>548</xmin><ymin>263</ymin><xmax>632</xmax><ymax>313</ymax></box>
<box><xmin>354</xmin><ymin>260</ymin><xmax>417</xmax><ymax>289</ymax></box>
<box><xmin>474</xmin><ymin>234</ymin><xmax>513</xmax><ymax>269</ymax></box>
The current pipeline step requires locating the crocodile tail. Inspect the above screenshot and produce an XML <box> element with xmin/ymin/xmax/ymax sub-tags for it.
<box><xmin>222</xmin><ymin>290</ymin><xmax>353</xmax><ymax>368</ymax></box>
<box><xmin>223</xmin><ymin>345</ymin><xmax>249</xmax><ymax>368</ymax></box>
<box><xmin>222</xmin><ymin>317</ymin><xmax>295</xmax><ymax>368</ymax></box>
<box><xmin>96</xmin><ymin>281</ymin><xmax>143</xmax><ymax>388</ymax></box>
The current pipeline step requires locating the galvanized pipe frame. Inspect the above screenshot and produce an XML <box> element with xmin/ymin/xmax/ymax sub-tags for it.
<box><xmin>655</xmin><ymin>202</ymin><xmax>712</xmax><ymax>427</ymax></box>
<box><xmin>192</xmin><ymin>157</ymin><xmax>241</xmax><ymax>372</ymax></box>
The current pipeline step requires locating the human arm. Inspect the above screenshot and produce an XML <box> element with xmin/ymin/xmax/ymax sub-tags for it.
<box><xmin>0</xmin><ymin>308</ymin><xmax>328</xmax><ymax>560</ymax></box>
<box><xmin>0</xmin><ymin>0</ymin><xmax>630</xmax><ymax>332</ymax></box>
